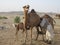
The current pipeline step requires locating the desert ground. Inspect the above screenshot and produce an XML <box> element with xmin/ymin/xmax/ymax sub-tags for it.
<box><xmin>0</xmin><ymin>13</ymin><xmax>60</xmax><ymax>45</ymax></box>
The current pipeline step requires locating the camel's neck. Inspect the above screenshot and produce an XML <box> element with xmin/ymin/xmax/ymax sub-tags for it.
<box><xmin>24</xmin><ymin>10</ymin><xmax>28</xmax><ymax>28</ymax></box>
<box><xmin>24</xmin><ymin>11</ymin><xmax>28</xmax><ymax>20</ymax></box>
<box><xmin>24</xmin><ymin>12</ymin><xmax>28</xmax><ymax>19</ymax></box>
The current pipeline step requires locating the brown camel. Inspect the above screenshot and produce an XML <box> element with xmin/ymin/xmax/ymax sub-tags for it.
<box><xmin>12</xmin><ymin>22</ymin><xmax>25</xmax><ymax>41</ymax></box>
<box><xmin>14</xmin><ymin>9</ymin><xmax>43</xmax><ymax>42</ymax></box>
<box><xmin>14</xmin><ymin>22</ymin><xmax>25</xmax><ymax>35</ymax></box>
<box><xmin>15</xmin><ymin>9</ymin><xmax>44</xmax><ymax>40</ymax></box>
<box><xmin>42</xmin><ymin>14</ymin><xmax>56</xmax><ymax>29</ymax></box>
<box><xmin>36</xmin><ymin>14</ymin><xmax>56</xmax><ymax>40</ymax></box>
<box><xmin>23</xmin><ymin>5</ymin><xmax>41</xmax><ymax>44</ymax></box>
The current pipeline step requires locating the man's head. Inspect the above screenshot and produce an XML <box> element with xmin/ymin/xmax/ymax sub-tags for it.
<box><xmin>44</xmin><ymin>14</ymin><xmax>49</xmax><ymax>18</ymax></box>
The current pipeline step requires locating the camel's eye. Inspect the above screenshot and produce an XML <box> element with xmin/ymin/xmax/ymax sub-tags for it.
<box><xmin>26</xmin><ymin>7</ymin><xmax>29</xmax><ymax>8</ymax></box>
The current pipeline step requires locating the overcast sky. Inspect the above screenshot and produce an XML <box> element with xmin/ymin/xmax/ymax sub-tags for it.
<box><xmin>0</xmin><ymin>0</ymin><xmax>60</xmax><ymax>13</ymax></box>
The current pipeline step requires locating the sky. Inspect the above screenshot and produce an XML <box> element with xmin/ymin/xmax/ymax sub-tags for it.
<box><xmin>0</xmin><ymin>0</ymin><xmax>60</xmax><ymax>13</ymax></box>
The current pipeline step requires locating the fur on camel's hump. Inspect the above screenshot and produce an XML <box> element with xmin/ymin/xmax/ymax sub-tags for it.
<box><xmin>26</xmin><ymin>9</ymin><xmax>40</xmax><ymax>29</ymax></box>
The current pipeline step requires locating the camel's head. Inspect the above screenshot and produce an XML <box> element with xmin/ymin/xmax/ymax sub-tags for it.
<box><xmin>23</xmin><ymin>5</ymin><xmax>30</xmax><ymax>13</ymax></box>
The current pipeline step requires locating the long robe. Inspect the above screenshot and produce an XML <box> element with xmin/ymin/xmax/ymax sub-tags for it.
<box><xmin>40</xmin><ymin>18</ymin><xmax>54</xmax><ymax>41</ymax></box>
<box><xmin>46</xmin><ymin>24</ymin><xmax>54</xmax><ymax>41</ymax></box>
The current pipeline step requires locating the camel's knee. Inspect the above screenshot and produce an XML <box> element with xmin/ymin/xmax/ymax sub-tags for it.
<box><xmin>15</xmin><ymin>29</ymin><xmax>19</xmax><ymax>35</ymax></box>
<box><xmin>22</xmin><ymin>29</ymin><xmax>25</xmax><ymax>33</ymax></box>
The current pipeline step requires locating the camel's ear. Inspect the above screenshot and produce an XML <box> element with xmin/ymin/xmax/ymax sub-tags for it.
<box><xmin>23</xmin><ymin>6</ymin><xmax>26</xmax><ymax>8</ymax></box>
<box><xmin>26</xmin><ymin>5</ymin><xmax>30</xmax><ymax>8</ymax></box>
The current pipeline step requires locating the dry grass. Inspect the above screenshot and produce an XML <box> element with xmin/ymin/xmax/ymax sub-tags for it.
<box><xmin>0</xmin><ymin>14</ymin><xmax>60</xmax><ymax>45</ymax></box>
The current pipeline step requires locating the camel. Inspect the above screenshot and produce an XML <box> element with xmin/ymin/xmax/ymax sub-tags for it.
<box><xmin>23</xmin><ymin>5</ymin><xmax>41</xmax><ymax>44</ymax></box>
<box><xmin>36</xmin><ymin>14</ymin><xmax>56</xmax><ymax>40</ymax></box>
<box><xmin>42</xmin><ymin>14</ymin><xmax>56</xmax><ymax>29</ymax></box>
<box><xmin>13</xmin><ymin>8</ymin><xmax>42</xmax><ymax>42</ymax></box>
<box><xmin>12</xmin><ymin>23</ymin><xmax>25</xmax><ymax>41</ymax></box>
<box><xmin>14</xmin><ymin>23</ymin><xmax>25</xmax><ymax>35</ymax></box>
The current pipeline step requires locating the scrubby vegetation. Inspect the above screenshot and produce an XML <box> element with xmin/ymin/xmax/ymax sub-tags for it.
<box><xmin>0</xmin><ymin>16</ymin><xmax>8</xmax><ymax>19</ymax></box>
<box><xmin>14</xmin><ymin>16</ymin><xmax>20</xmax><ymax>23</ymax></box>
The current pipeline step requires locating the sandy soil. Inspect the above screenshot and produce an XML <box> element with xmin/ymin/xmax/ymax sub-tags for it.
<box><xmin>0</xmin><ymin>15</ymin><xmax>60</xmax><ymax>45</ymax></box>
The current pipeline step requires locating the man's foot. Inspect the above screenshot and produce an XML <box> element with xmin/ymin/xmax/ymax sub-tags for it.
<box><xmin>44</xmin><ymin>40</ymin><xmax>52</xmax><ymax>44</ymax></box>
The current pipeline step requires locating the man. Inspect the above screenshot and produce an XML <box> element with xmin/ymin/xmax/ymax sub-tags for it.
<box><xmin>40</xmin><ymin>15</ymin><xmax>54</xmax><ymax>44</ymax></box>
<box><xmin>46</xmin><ymin>19</ymin><xmax>54</xmax><ymax>44</ymax></box>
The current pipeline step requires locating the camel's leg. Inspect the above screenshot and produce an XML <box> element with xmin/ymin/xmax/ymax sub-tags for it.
<box><xmin>16</xmin><ymin>29</ymin><xmax>19</xmax><ymax>35</ymax></box>
<box><xmin>42</xmin><ymin>34</ymin><xmax>45</xmax><ymax>41</ymax></box>
<box><xmin>25</xmin><ymin>29</ymin><xmax>27</xmax><ymax>45</ymax></box>
<box><xmin>22</xmin><ymin>28</ymin><xmax>25</xmax><ymax>33</ymax></box>
<box><xmin>36</xmin><ymin>32</ymin><xmax>39</xmax><ymax>40</ymax></box>
<box><xmin>41</xmin><ymin>28</ymin><xmax>46</xmax><ymax>41</ymax></box>
<box><xmin>30</xmin><ymin>27</ymin><xmax>33</xmax><ymax>45</ymax></box>
<box><xmin>15</xmin><ymin>29</ymin><xmax>19</xmax><ymax>41</ymax></box>
<box><xmin>35</xmin><ymin>27</ymin><xmax>39</xmax><ymax>40</ymax></box>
